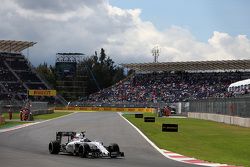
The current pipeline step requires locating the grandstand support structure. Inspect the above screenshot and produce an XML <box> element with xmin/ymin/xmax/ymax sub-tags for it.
<box><xmin>3</xmin><ymin>61</ymin><xmax>28</xmax><ymax>89</ymax></box>
<box><xmin>0</xmin><ymin>40</ymin><xmax>67</xmax><ymax>105</ymax></box>
<box><xmin>56</xmin><ymin>53</ymin><xmax>85</xmax><ymax>63</ymax></box>
<box><xmin>55</xmin><ymin>53</ymin><xmax>87</xmax><ymax>101</ymax></box>
<box><xmin>0</xmin><ymin>83</ymin><xmax>7</xmax><ymax>92</ymax></box>
<box><xmin>23</xmin><ymin>56</ymin><xmax>68</xmax><ymax>105</ymax></box>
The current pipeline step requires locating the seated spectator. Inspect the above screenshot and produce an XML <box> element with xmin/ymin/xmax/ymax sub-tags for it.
<box><xmin>85</xmin><ymin>71</ymin><xmax>250</xmax><ymax>103</ymax></box>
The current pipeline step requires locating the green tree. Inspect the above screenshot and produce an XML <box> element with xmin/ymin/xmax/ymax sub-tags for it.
<box><xmin>82</xmin><ymin>48</ymin><xmax>125</xmax><ymax>95</ymax></box>
<box><xmin>35</xmin><ymin>62</ymin><xmax>56</xmax><ymax>88</ymax></box>
<box><xmin>99</xmin><ymin>48</ymin><xmax>106</xmax><ymax>64</ymax></box>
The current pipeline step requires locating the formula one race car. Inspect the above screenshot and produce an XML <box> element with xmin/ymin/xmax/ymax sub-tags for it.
<box><xmin>49</xmin><ymin>131</ymin><xmax>124</xmax><ymax>158</ymax></box>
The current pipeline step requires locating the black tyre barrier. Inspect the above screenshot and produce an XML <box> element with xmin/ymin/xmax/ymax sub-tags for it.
<box><xmin>135</xmin><ymin>114</ymin><xmax>143</xmax><ymax>118</ymax></box>
<box><xmin>162</xmin><ymin>124</ymin><xmax>178</xmax><ymax>132</ymax></box>
<box><xmin>144</xmin><ymin>117</ymin><xmax>155</xmax><ymax>122</ymax></box>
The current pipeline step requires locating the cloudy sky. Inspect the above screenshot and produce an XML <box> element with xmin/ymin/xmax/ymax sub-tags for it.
<box><xmin>0</xmin><ymin>0</ymin><xmax>250</xmax><ymax>66</ymax></box>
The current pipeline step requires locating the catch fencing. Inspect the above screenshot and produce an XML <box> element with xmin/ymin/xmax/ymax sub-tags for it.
<box><xmin>187</xmin><ymin>96</ymin><xmax>250</xmax><ymax>118</ymax></box>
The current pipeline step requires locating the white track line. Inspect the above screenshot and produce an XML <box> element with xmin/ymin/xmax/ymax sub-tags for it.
<box><xmin>118</xmin><ymin>112</ymin><xmax>242</xmax><ymax>167</ymax></box>
<box><xmin>117</xmin><ymin>112</ymin><xmax>164</xmax><ymax>155</ymax></box>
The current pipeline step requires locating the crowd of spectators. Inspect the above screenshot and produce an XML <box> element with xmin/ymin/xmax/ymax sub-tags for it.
<box><xmin>26</xmin><ymin>83</ymin><xmax>47</xmax><ymax>89</ymax></box>
<box><xmin>0</xmin><ymin>61</ymin><xmax>7</xmax><ymax>70</ymax></box>
<box><xmin>3</xmin><ymin>82</ymin><xmax>26</xmax><ymax>93</ymax></box>
<box><xmin>0</xmin><ymin>58</ymin><xmax>17</xmax><ymax>82</ymax></box>
<box><xmin>16</xmin><ymin>71</ymin><xmax>41</xmax><ymax>82</ymax></box>
<box><xmin>5</xmin><ymin>58</ymin><xmax>30</xmax><ymax>71</ymax></box>
<box><xmin>87</xmin><ymin>71</ymin><xmax>250</xmax><ymax>103</ymax></box>
<box><xmin>0</xmin><ymin>70</ymin><xmax>17</xmax><ymax>81</ymax></box>
<box><xmin>0</xmin><ymin>53</ymin><xmax>52</xmax><ymax>102</ymax></box>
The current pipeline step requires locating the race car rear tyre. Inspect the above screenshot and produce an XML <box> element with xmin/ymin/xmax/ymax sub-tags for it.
<box><xmin>108</xmin><ymin>143</ymin><xmax>120</xmax><ymax>158</ymax></box>
<box><xmin>79</xmin><ymin>144</ymin><xmax>90</xmax><ymax>158</ymax></box>
<box><xmin>49</xmin><ymin>141</ymin><xmax>60</xmax><ymax>154</ymax></box>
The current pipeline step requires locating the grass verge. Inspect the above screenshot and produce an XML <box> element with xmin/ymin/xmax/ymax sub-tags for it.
<box><xmin>2</xmin><ymin>112</ymin><xmax>72</xmax><ymax>121</ymax></box>
<box><xmin>2</xmin><ymin>113</ymin><xmax>21</xmax><ymax>119</ymax></box>
<box><xmin>0</xmin><ymin>112</ymin><xmax>72</xmax><ymax>129</ymax></box>
<box><xmin>0</xmin><ymin>122</ymin><xmax>27</xmax><ymax>129</ymax></box>
<box><xmin>123</xmin><ymin>113</ymin><xmax>250</xmax><ymax>167</ymax></box>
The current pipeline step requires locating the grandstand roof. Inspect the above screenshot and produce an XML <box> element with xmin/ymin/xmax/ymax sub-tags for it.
<box><xmin>0</xmin><ymin>40</ymin><xmax>36</xmax><ymax>53</ymax></box>
<box><xmin>121</xmin><ymin>59</ymin><xmax>250</xmax><ymax>72</ymax></box>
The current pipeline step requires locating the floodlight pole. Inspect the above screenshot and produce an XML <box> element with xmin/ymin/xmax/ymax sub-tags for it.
<box><xmin>152</xmin><ymin>46</ymin><xmax>160</xmax><ymax>63</ymax></box>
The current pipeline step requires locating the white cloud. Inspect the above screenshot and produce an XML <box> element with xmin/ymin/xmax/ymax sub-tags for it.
<box><xmin>0</xmin><ymin>0</ymin><xmax>249</xmax><ymax>66</ymax></box>
<box><xmin>207</xmin><ymin>31</ymin><xmax>250</xmax><ymax>60</ymax></box>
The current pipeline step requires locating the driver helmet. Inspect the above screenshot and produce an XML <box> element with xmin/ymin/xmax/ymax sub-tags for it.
<box><xmin>75</xmin><ymin>133</ymin><xmax>84</xmax><ymax>139</ymax></box>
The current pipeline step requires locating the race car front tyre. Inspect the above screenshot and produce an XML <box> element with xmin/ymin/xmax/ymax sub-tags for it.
<box><xmin>79</xmin><ymin>144</ymin><xmax>90</xmax><ymax>158</ymax></box>
<box><xmin>108</xmin><ymin>143</ymin><xmax>120</xmax><ymax>158</ymax></box>
<box><xmin>49</xmin><ymin>141</ymin><xmax>60</xmax><ymax>154</ymax></box>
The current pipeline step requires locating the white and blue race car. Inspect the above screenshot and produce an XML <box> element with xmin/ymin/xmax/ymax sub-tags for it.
<box><xmin>49</xmin><ymin>131</ymin><xmax>124</xmax><ymax>158</ymax></box>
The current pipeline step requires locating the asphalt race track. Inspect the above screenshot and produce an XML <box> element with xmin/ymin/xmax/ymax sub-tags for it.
<box><xmin>0</xmin><ymin>112</ymin><xmax>198</xmax><ymax>167</ymax></box>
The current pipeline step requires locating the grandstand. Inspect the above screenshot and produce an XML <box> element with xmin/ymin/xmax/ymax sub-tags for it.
<box><xmin>85</xmin><ymin>59</ymin><xmax>250</xmax><ymax>106</ymax></box>
<box><xmin>0</xmin><ymin>40</ymin><xmax>65</xmax><ymax>105</ymax></box>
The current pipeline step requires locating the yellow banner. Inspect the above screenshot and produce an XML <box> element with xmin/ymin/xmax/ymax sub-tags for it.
<box><xmin>54</xmin><ymin>106</ymin><xmax>155</xmax><ymax>112</ymax></box>
<box><xmin>28</xmin><ymin>90</ymin><xmax>57</xmax><ymax>96</ymax></box>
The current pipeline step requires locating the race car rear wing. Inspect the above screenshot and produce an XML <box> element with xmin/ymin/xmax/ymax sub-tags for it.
<box><xmin>55</xmin><ymin>131</ymin><xmax>86</xmax><ymax>143</ymax></box>
<box><xmin>56</xmin><ymin>132</ymin><xmax>76</xmax><ymax>143</ymax></box>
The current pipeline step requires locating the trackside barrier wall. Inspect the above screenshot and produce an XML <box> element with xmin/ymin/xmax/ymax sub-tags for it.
<box><xmin>188</xmin><ymin>112</ymin><xmax>250</xmax><ymax>128</ymax></box>
<box><xmin>187</xmin><ymin>96</ymin><xmax>250</xmax><ymax>127</ymax></box>
<box><xmin>0</xmin><ymin>101</ymin><xmax>50</xmax><ymax>116</ymax></box>
<box><xmin>54</xmin><ymin>106</ymin><xmax>154</xmax><ymax>112</ymax></box>
<box><xmin>67</xmin><ymin>101</ymin><xmax>175</xmax><ymax>109</ymax></box>
<box><xmin>30</xmin><ymin>102</ymin><xmax>53</xmax><ymax>116</ymax></box>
